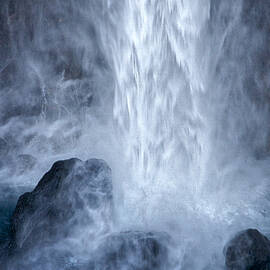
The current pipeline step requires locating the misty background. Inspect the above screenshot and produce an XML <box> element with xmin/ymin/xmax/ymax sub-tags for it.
<box><xmin>1</xmin><ymin>0</ymin><xmax>270</xmax><ymax>269</ymax></box>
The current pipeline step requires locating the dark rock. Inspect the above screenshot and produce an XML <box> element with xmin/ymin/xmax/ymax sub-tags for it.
<box><xmin>93</xmin><ymin>231</ymin><xmax>171</xmax><ymax>270</ymax></box>
<box><xmin>3</xmin><ymin>158</ymin><xmax>174</xmax><ymax>270</ymax></box>
<box><xmin>224</xmin><ymin>229</ymin><xmax>270</xmax><ymax>270</ymax></box>
<box><xmin>8</xmin><ymin>158</ymin><xmax>113</xmax><ymax>253</ymax></box>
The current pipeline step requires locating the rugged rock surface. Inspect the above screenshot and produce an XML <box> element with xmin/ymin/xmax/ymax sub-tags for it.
<box><xmin>224</xmin><ymin>229</ymin><xmax>270</xmax><ymax>270</ymax></box>
<box><xmin>6</xmin><ymin>230</ymin><xmax>171</xmax><ymax>270</ymax></box>
<box><xmin>93</xmin><ymin>231</ymin><xmax>171</xmax><ymax>270</ymax></box>
<box><xmin>2</xmin><ymin>157</ymin><xmax>174</xmax><ymax>270</ymax></box>
<box><xmin>8</xmin><ymin>158</ymin><xmax>113</xmax><ymax>253</ymax></box>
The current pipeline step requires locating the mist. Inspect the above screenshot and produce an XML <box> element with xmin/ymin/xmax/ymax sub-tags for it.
<box><xmin>1</xmin><ymin>0</ymin><xmax>270</xmax><ymax>269</ymax></box>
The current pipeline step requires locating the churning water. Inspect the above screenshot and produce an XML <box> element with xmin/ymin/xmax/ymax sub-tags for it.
<box><xmin>105</xmin><ymin>0</ymin><xmax>270</xmax><ymax>229</ymax></box>
<box><xmin>1</xmin><ymin>0</ymin><xmax>270</xmax><ymax>269</ymax></box>
<box><xmin>103</xmin><ymin>0</ymin><xmax>270</xmax><ymax>267</ymax></box>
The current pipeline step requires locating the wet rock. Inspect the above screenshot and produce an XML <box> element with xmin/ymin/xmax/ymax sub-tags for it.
<box><xmin>8</xmin><ymin>158</ymin><xmax>113</xmax><ymax>253</ymax></box>
<box><xmin>3</xmin><ymin>158</ymin><xmax>173</xmax><ymax>270</ymax></box>
<box><xmin>94</xmin><ymin>231</ymin><xmax>171</xmax><ymax>270</ymax></box>
<box><xmin>224</xmin><ymin>229</ymin><xmax>270</xmax><ymax>270</ymax></box>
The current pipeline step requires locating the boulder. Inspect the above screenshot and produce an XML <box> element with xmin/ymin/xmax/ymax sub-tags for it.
<box><xmin>8</xmin><ymin>158</ymin><xmax>113</xmax><ymax>253</ymax></box>
<box><xmin>224</xmin><ymin>229</ymin><xmax>270</xmax><ymax>270</ymax></box>
<box><xmin>2</xmin><ymin>158</ymin><xmax>175</xmax><ymax>270</ymax></box>
<box><xmin>4</xmin><ymin>230</ymin><xmax>172</xmax><ymax>270</ymax></box>
<box><xmin>93</xmin><ymin>231</ymin><xmax>171</xmax><ymax>270</ymax></box>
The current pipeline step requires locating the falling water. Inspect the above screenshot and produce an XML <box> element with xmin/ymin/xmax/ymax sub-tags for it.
<box><xmin>100</xmin><ymin>0</ymin><xmax>270</xmax><ymax>229</ymax></box>
<box><xmin>101</xmin><ymin>0</ymin><xmax>207</xmax><ymax>229</ymax></box>
<box><xmin>2</xmin><ymin>0</ymin><xmax>270</xmax><ymax>269</ymax></box>
<box><xmin>98</xmin><ymin>2</ymin><xmax>270</xmax><ymax>266</ymax></box>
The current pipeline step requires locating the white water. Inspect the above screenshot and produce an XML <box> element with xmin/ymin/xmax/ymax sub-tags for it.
<box><xmin>100</xmin><ymin>1</ymin><xmax>270</xmax><ymax>266</ymax></box>
<box><xmin>100</xmin><ymin>0</ymin><xmax>270</xmax><ymax>227</ymax></box>
<box><xmin>2</xmin><ymin>0</ymin><xmax>270</xmax><ymax>269</ymax></box>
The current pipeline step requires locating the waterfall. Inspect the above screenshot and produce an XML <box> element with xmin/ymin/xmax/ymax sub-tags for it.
<box><xmin>2</xmin><ymin>0</ymin><xmax>270</xmax><ymax>269</ymax></box>
<box><xmin>97</xmin><ymin>0</ymin><xmax>270</xmax><ymax>233</ymax></box>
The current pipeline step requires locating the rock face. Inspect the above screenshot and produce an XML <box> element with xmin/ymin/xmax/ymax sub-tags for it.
<box><xmin>94</xmin><ymin>231</ymin><xmax>171</xmax><ymax>270</ymax></box>
<box><xmin>3</xmin><ymin>157</ymin><xmax>173</xmax><ymax>270</ymax></box>
<box><xmin>224</xmin><ymin>229</ymin><xmax>270</xmax><ymax>270</ymax></box>
<box><xmin>8</xmin><ymin>158</ymin><xmax>113</xmax><ymax>253</ymax></box>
